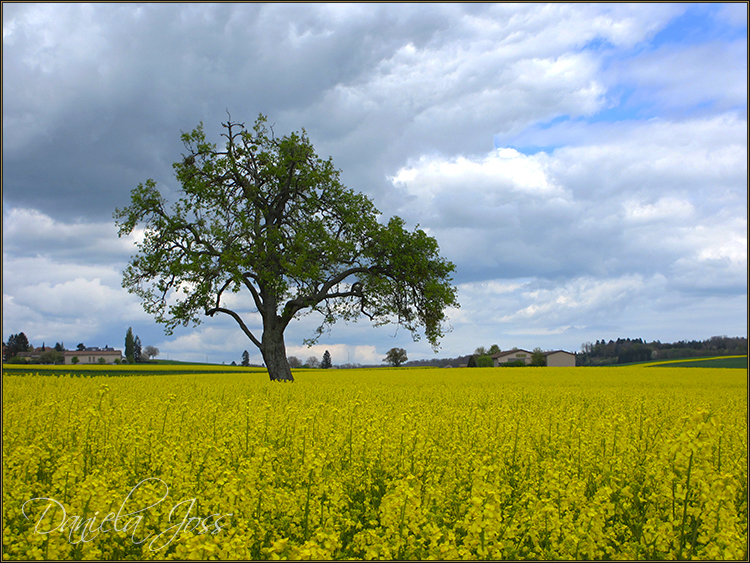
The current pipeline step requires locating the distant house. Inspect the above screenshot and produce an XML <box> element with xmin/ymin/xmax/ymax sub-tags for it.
<box><xmin>16</xmin><ymin>345</ymin><xmax>58</xmax><ymax>361</ymax></box>
<box><xmin>491</xmin><ymin>348</ymin><xmax>576</xmax><ymax>367</ymax></box>
<box><xmin>492</xmin><ymin>349</ymin><xmax>533</xmax><ymax>366</ymax></box>
<box><xmin>64</xmin><ymin>347</ymin><xmax>123</xmax><ymax>365</ymax></box>
<box><xmin>544</xmin><ymin>350</ymin><xmax>576</xmax><ymax>367</ymax></box>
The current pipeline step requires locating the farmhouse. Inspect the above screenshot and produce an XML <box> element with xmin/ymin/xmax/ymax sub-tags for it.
<box><xmin>64</xmin><ymin>346</ymin><xmax>123</xmax><ymax>365</ymax></box>
<box><xmin>493</xmin><ymin>349</ymin><xmax>534</xmax><ymax>365</ymax></box>
<box><xmin>491</xmin><ymin>349</ymin><xmax>577</xmax><ymax>367</ymax></box>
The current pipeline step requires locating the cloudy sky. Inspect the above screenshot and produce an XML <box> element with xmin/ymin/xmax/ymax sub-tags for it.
<box><xmin>3</xmin><ymin>3</ymin><xmax>747</xmax><ymax>365</ymax></box>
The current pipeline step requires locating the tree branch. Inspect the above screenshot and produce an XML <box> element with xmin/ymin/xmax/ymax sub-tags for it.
<box><xmin>242</xmin><ymin>273</ymin><xmax>265</xmax><ymax>315</ymax></box>
<box><xmin>281</xmin><ymin>266</ymin><xmax>381</xmax><ymax>325</ymax></box>
<box><xmin>206</xmin><ymin>307</ymin><xmax>262</xmax><ymax>349</ymax></box>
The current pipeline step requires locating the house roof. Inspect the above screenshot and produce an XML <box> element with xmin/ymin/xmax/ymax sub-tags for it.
<box><xmin>490</xmin><ymin>349</ymin><xmax>575</xmax><ymax>358</ymax></box>
<box><xmin>64</xmin><ymin>349</ymin><xmax>122</xmax><ymax>355</ymax></box>
<box><xmin>491</xmin><ymin>349</ymin><xmax>533</xmax><ymax>359</ymax></box>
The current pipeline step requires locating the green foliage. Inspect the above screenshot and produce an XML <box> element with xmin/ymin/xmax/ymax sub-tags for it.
<box><xmin>242</xmin><ymin>350</ymin><xmax>250</xmax><ymax>367</ymax></box>
<box><xmin>71</xmin><ymin>356</ymin><xmax>79</xmax><ymax>365</ymax></box>
<box><xmin>476</xmin><ymin>355</ymin><xmax>494</xmax><ymax>368</ymax></box>
<box><xmin>474</xmin><ymin>344</ymin><xmax>500</xmax><ymax>357</ymax></box>
<box><xmin>531</xmin><ymin>347</ymin><xmax>546</xmax><ymax>366</ymax></box>
<box><xmin>114</xmin><ymin>115</ymin><xmax>458</xmax><ymax>380</ymax></box>
<box><xmin>4</xmin><ymin>333</ymin><xmax>30</xmax><ymax>359</ymax></box>
<box><xmin>5</xmin><ymin>356</ymin><xmax>29</xmax><ymax>364</ymax></box>
<box><xmin>467</xmin><ymin>355</ymin><xmax>477</xmax><ymax>368</ymax></box>
<box><xmin>39</xmin><ymin>350</ymin><xmax>64</xmax><ymax>365</ymax></box>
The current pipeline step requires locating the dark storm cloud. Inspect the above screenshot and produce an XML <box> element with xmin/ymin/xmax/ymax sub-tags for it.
<box><xmin>2</xmin><ymin>3</ymin><xmax>474</xmax><ymax>219</ymax></box>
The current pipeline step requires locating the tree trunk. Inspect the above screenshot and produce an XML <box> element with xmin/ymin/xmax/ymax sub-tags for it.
<box><xmin>261</xmin><ymin>326</ymin><xmax>294</xmax><ymax>382</ymax></box>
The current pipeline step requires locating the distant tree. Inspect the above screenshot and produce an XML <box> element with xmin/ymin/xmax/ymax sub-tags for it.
<box><xmin>467</xmin><ymin>355</ymin><xmax>478</xmax><ymax>368</ymax></box>
<box><xmin>531</xmin><ymin>347</ymin><xmax>546</xmax><ymax>366</ymax></box>
<box><xmin>384</xmin><ymin>347</ymin><xmax>408</xmax><ymax>367</ymax></box>
<box><xmin>54</xmin><ymin>342</ymin><xmax>65</xmax><ymax>352</ymax></box>
<box><xmin>98</xmin><ymin>357</ymin><xmax>107</xmax><ymax>364</ymax></box>
<box><xmin>114</xmin><ymin>115</ymin><xmax>458</xmax><ymax>382</ymax></box>
<box><xmin>133</xmin><ymin>335</ymin><xmax>142</xmax><ymax>363</ymax></box>
<box><xmin>474</xmin><ymin>346</ymin><xmax>487</xmax><ymax>356</ymax></box>
<box><xmin>488</xmin><ymin>344</ymin><xmax>501</xmax><ymax>355</ymax></box>
<box><xmin>230</xmin><ymin>361</ymin><xmax>237</xmax><ymax>366</ymax></box>
<box><xmin>321</xmin><ymin>350</ymin><xmax>332</xmax><ymax>369</ymax></box>
<box><xmin>241</xmin><ymin>350</ymin><xmax>250</xmax><ymax>367</ymax></box>
<box><xmin>287</xmin><ymin>356</ymin><xmax>302</xmax><ymax>368</ymax></box>
<box><xmin>307</xmin><ymin>356</ymin><xmax>320</xmax><ymax>369</ymax></box>
<box><xmin>77</xmin><ymin>342</ymin><xmax>86</xmax><ymax>351</ymax></box>
<box><xmin>143</xmin><ymin>345</ymin><xmax>160</xmax><ymax>360</ymax></box>
<box><xmin>125</xmin><ymin>328</ymin><xmax>135</xmax><ymax>363</ymax></box>
<box><xmin>71</xmin><ymin>356</ymin><xmax>80</xmax><ymax>364</ymax></box>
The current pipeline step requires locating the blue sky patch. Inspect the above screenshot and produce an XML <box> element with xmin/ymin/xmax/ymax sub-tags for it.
<box><xmin>651</xmin><ymin>3</ymin><xmax>747</xmax><ymax>47</ymax></box>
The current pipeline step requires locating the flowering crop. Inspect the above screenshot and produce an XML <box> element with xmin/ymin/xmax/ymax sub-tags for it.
<box><xmin>2</xmin><ymin>366</ymin><xmax>747</xmax><ymax>560</ymax></box>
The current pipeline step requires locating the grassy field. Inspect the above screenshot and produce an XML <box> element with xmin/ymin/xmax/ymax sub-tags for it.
<box><xmin>2</xmin><ymin>365</ymin><xmax>747</xmax><ymax>560</ymax></box>
<box><xmin>642</xmin><ymin>356</ymin><xmax>747</xmax><ymax>369</ymax></box>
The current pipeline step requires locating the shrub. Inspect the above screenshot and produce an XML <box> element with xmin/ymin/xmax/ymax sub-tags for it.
<box><xmin>476</xmin><ymin>355</ymin><xmax>494</xmax><ymax>367</ymax></box>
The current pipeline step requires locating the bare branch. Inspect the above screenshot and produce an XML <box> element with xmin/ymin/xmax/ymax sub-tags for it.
<box><xmin>242</xmin><ymin>273</ymin><xmax>265</xmax><ymax>315</ymax></box>
<box><xmin>206</xmin><ymin>307</ymin><xmax>262</xmax><ymax>349</ymax></box>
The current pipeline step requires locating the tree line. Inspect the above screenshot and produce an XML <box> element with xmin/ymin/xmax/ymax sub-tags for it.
<box><xmin>578</xmin><ymin>336</ymin><xmax>747</xmax><ymax>366</ymax></box>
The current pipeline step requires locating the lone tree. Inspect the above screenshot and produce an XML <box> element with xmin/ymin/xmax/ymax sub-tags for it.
<box><xmin>143</xmin><ymin>345</ymin><xmax>160</xmax><ymax>360</ymax></box>
<box><xmin>124</xmin><ymin>328</ymin><xmax>135</xmax><ymax>364</ymax></box>
<box><xmin>115</xmin><ymin>114</ymin><xmax>458</xmax><ymax>381</ymax></box>
<box><xmin>384</xmin><ymin>347</ymin><xmax>408</xmax><ymax>367</ymax></box>
<box><xmin>321</xmin><ymin>350</ymin><xmax>332</xmax><ymax>369</ymax></box>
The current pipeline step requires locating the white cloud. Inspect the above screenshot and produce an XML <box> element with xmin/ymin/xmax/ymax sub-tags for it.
<box><xmin>448</xmin><ymin>273</ymin><xmax>746</xmax><ymax>352</ymax></box>
<box><xmin>1</xmin><ymin>253</ymin><xmax>147</xmax><ymax>345</ymax></box>
<box><xmin>389</xmin><ymin>114</ymin><xmax>746</xmax><ymax>291</ymax></box>
<box><xmin>621</xmin><ymin>197</ymin><xmax>695</xmax><ymax>223</ymax></box>
<box><xmin>2</xmin><ymin>206</ymin><xmax>138</xmax><ymax>262</ymax></box>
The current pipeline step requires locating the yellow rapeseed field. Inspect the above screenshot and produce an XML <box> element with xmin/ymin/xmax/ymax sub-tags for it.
<box><xmin>2</xmin><ymin>366</ymin><xmax>747</xmax><ymax>560</ymax></box>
